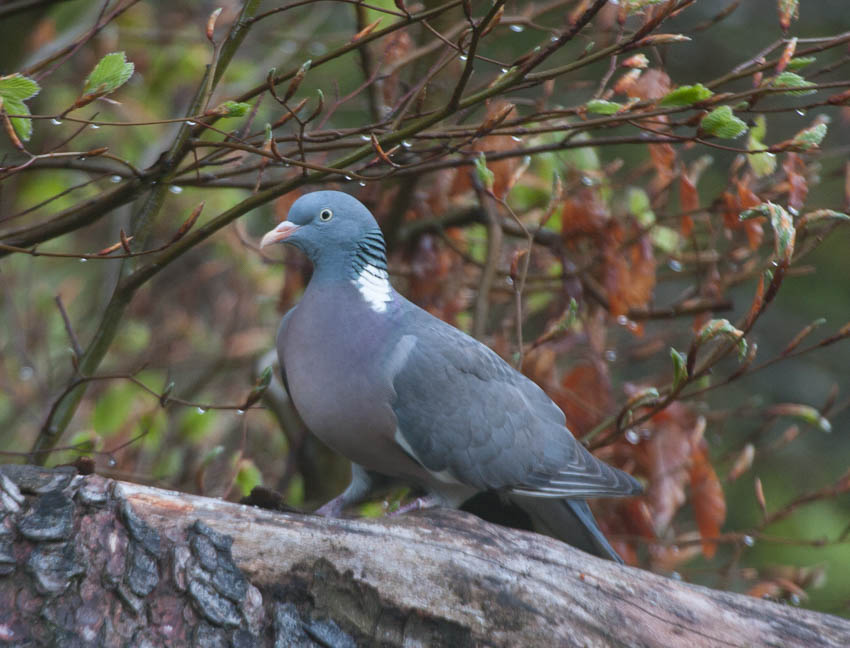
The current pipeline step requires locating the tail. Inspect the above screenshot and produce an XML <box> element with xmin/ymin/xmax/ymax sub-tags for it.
<box><xmin>510</xmin><ymin>496</ymin><xmax>624</xmax><ymax>563</ymax></box>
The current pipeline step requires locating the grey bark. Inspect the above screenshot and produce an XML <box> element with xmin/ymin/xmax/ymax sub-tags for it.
<box><xmin>1</xmin><ymin>464</ymin><xmax>848</xmax><ymax>647</ymax></box>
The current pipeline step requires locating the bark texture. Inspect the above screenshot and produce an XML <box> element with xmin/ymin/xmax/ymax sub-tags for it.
<box><xmin>1</xmin><ymin>464</ymin><xmax>848</xmax><ymax>647</ymax></box>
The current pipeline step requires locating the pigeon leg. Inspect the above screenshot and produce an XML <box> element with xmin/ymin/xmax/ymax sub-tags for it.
<box><xmin>315</xmin><ymin>463</ymin><xmax>375</xmax><ymax>517</ymax></box>
<box><xmin>390</xmin><ymin>493</ymin><xmax>443</xmax><ymax>516</ymax></box>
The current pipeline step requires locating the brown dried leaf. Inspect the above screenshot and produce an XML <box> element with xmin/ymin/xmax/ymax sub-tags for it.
<box><xmin>689</xmin><ymin>439</ymin><xmax>726</xmax><ymax>558</ymax></box>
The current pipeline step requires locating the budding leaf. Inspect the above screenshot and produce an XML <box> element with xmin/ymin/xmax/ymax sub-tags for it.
<box><xmin>700</xmin><ymin>105</ymin><xmax>747</xmax><ymax>139</ymax></box>
<box><xmin>670</xmin><ymin>348</ymin><xmax>688</xmax><ymax>389</ymax></box>
<box><xmin>83</xmin><ymin>52</ymin><xmax>135</xmax><ymax>97</ymax></box>
<box><xmin>0</xmin><ymin>73</ymin><xmax>40</xmax><ymax>141</ymax></box>
<box><xmin>474</xmin><ymin>153</ymin><xmax>495</xmax><ymax>193</ymax></box>
<box><xmin>659</xmin><ymin>83</ymin><xmax>713</xmax><ymax>107</ymax></box>
<box><xmin>215</xmin><ymin>100</ymin><xmax>251</xmax><ymax>117</ymax></box>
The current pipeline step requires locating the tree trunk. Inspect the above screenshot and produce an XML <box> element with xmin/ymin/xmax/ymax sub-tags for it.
<box><xmin>1</xmin><ymin>464</ymin><xmax>848</xmax><ymax>647</ymax></box>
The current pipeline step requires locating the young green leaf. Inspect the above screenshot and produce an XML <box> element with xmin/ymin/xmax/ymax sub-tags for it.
<box><xmin>770</xmin><ymin>71</ymin><xmax>816</xmax><ymax>96</ymax></box>
<box><xmin>787</xmin><ymin>56</ymin><xmax>816</xmax><ymax>70</ymax></box>
<box><xmin>746</xmin><ymin>115</ymin><xmax>776</xmax><ymax>177</ymax></box>
<box><xmin>740</xmin><ymin>202</ymin><xmax>795</xmax><ymax>263</ymax></box>
<box><xmin>474</xmin><ymin>152</ymin><xmax>495</xmax><ymax>193</ymax></box>
<box><xmin>83</xmin><ymin>51</ymin><xmax>135</xmax><ymax>97</ymax></box>
<box><xmin>790</xmin><ymin>121</ymin><xmax>827</xmax><ymax>150</ymax></box>
<box><xmin>659</xmin><ymin>83</ymin><xmax>713</xmax><ymax>107</ymax></box>
<box><xmin>700</xmin><ymin>105</ymin><xmax>747</xmax><ymax>139</ymax></box>
<box><xmin>212</xmin><ymin>100</ymin><xmax>251</xmax><ymax>117</ymax></box>
<box><xmin>586</xmin><ymin>99</ymin><xmax>623</xmax><ymax>115</ymax></box>
<box><xmin>670</xmin><ymin>348</ymin><xmax>688</xmax><ymax>389</ymax></box>
<box><xmin>0</xmin><ymin>73</ymin><xmax>41</xmax><ymax>141</ymax></box>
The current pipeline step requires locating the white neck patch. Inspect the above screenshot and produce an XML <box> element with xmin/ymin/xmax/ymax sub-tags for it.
<box><xmin>353</xmin><ymin>264</ymin><xmax>392</xmax><ymax>312</ymax></box>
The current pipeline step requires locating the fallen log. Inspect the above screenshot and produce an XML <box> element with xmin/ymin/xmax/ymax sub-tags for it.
<box><xmin>1</xmin><ymin>464</ymin><xmax>847</xmax><ymax>646</ymax></box>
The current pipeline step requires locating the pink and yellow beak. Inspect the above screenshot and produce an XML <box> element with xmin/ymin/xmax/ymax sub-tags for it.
<box><xmin>260</xmin><ymin>221</ymin><xmax>300</xmax><ymax>248</ymax></box>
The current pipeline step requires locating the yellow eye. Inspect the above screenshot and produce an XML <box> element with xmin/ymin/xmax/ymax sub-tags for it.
<box><xmin>319</xmin><ymin>208</ymin><xmax>333</xmax><ymax>221</ymax></box>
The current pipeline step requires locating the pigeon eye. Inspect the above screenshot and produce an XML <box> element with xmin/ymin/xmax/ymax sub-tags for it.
<box><xmin>319</xmin><ymin>208</ymin><xmax>333</xmax><ymax>222</ymax></box>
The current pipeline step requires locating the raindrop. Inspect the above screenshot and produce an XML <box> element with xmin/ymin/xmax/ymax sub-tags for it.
<box><xmin>671</xmin><ymin>571</ymin><xmax>682</xmax><ymax>581</ymax></box>
<box><xmin>79</xmin><ymin>258</ymin><xmax>88</xmax><ymax>263</ymax></box>
<box><xmin>616</xmin><ymin>315</ymin><xmax>629</xmax><ymax>326</ymax></box>
<box><xmin>187</xmin><ymin>120</ymin><xmax>197</xmax><ymax>126</ymax></box>
<box><xmin>19</xmin><ymin>366</ymin><xmax>34</xmax><ymax>381</ymax></box>
<box><xmin>358</xmin><ymin>181</ymin><xmax>366</xmax><ymax>187</ymax></box>
<box><xmin>197</xmin><ymin>407</ymin><xmax>207</xmax><ymax>414</ymax></box>
<box><xmin>533</xmin><ymin>46</ymin><xmax>541</xmax><ymax>52</ymax></box>
<box><xmin>511</xmin><ymin>135</ymin><xmax>522</xmax><ymax>142</ymax></box>
<box><xmin>625</xmin><ymin>429</ymin><xmax>640</xmax><ymax>444</ymax></box>
<box><xmin>344</xmin><ymin>175</ymin><xmax>352</xmax><ymax>181</ymax></box>
<box><xmin>581</xmin><ymin>176</ymin><xmax>594</xmax><ymax>186</ymax></box>
<box><xmin>402</xmin><ymin>140</ymin><xmax>412</xmax><ymax>148</ymax></box>
<box><xmin>501</xmin><ymin>68</ymin><xmax>509</xmax><ymax>74</ymax></box>
<box><xmin>603</xmin><ymin>349</ymin><xmax>617</xmax><ymax>362</ymax></box>
<box><xmin>509</xmin><ymin>24</ymin><xmax>524</xmax><ymax>33</ymax></box>
<box><xmin>743</xmin><ymin>535</ymin><xmax>755</xmax><ymax>547</ymax></box>
<box><xmin>360</xmin><ymin>134</ymin><xmax>370</xmax><ymax>141</ymax></box>
<box><xmin>795</xmin><ymin>109</ymin><xmax>806</xmax><ymax>117</ymax></box>
<box><xmin>169</xmin><ymin>185</ymin><xmax>183</xmax><ymax>194</ymax></box>
<box><xmin>51</xmin><ymin>118</ymin><xmax>62</xmax><ymax>125</ymax></box>
<box><xmin>790</xmin><ymin>594</ymin><xmax>801</xmax><ymax>606</ymax></box>
<box><xmin>550</xmin><ymin>36</ymin><xmax>559</xmax><ymax>42</ymax></box>
<box><xmin>668</xmin><ymin>259</ymin><xmax>683</xmax><ymax>272</ymax></box>
<box><xmin>459</xmin><ymin>55</ymin><xmax>468</xmax><ymax>62</ymax></box>
<box><xmin>788</xmin><ymin>206</ymin><xmax>799</xmax><ymax>216</ymax></box>
<box><xmin>78</xmin><ymin>157</ymin><xmax>87</xmax><ymax>161</ymax></box>
<box><xmin>236</xmin><ymin>409</ymin><xmax>246</xmax><ymax>416</ymax></box>
<box><xmin>107</xmin><ymin>457</ymin><xmax>117</xmax><ymax>467</ymax></box>
<box><xmin>110</xmin><ymin>175</ymin><xmax>122</xmax><ymax>183</ymax></box>
<box><xmin>90</xmin><ymin>124</ymin><xmax>100</xmax><ymax>130</ymax></box>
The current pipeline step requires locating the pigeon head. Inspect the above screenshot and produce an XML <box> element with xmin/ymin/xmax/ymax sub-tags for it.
<box><xmin>260</xmin><ymin>191</ymin><xmax>385</xmax><ymax>270</ymax></box>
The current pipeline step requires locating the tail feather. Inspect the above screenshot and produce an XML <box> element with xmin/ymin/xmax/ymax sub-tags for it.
<box><xmin>510</xmin><ymin>496</ymin><xmax>624</xmax><ymax>563</ymax></box>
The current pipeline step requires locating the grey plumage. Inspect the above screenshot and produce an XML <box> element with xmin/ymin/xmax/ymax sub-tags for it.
<box><xmin>261</xmin><ymin>190</ymin><xmax>641</xmax><ymax>561</ymax></box>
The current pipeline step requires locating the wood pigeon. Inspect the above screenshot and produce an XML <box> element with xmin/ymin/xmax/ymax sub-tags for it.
<box><xmin>261</xmin><ymin>190</ymin><xmax>641</xmax><ymax>562</ymax></box>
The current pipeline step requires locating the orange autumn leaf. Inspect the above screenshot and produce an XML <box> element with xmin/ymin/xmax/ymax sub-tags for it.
<box><xmin>561</xmin><ymin>186</ymin><xmax>609</xmax><ymax>239</ymax></box>
<box><xmin>557</xmin><ymin>361</ymin><xmax>613</xmax><ymax>436</ymax></box>
<box><xmin>679</xmin><ymin>172</ymin><xmax>699</xmax><ymax>237</ymax></box>
<box><xmin>689</xmin><ymin>439</ymin><xmax>727</xmax><ymax>559</ymax></box>
<box><xmin>783</xmin><ymin>152</ymin><xmax>808</xmax><ymax>211</ymax></box>
<box><xmin>603</xmin><ymin>223</ymin><xmax>656</xmax><ymax>317</ymax></box>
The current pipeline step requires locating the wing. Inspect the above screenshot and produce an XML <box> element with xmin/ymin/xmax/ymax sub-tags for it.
<box><xmin>275</xmin><ymin>306</ymin><xmax>297</xmax><ymax>396</ymax></box>
<box><xmin>391</xmin><ymin>312</ymin><xmax>640</xmax><ymax>499</ymax></box>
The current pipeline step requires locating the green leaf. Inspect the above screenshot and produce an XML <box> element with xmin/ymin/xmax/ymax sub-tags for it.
<box><xmin>92</xmin><ymin>383</ymin><xmax>135</xmax><ymax>436</ymax></box>
<box><xmin>740</xmin><ymin>202</ymin><xmax>795</xmax><ymax>263</ymax></box>
<box><xmin>770</xmin><ymin>71</ymin><xmax>816</xmax><ymax>96</ymax></box>
<box><xmin>659</xmin><ymin>83</ymin><xmax>713</xmax><ymax>107</ymax></box>
<box><xmin>474</xmin><ymin>152</ymin><xmax>494</xmax><ymax>192</ymax></box>
<box><xmin>234</xmin><ymin>459</ymin><xmax>263</xmax><ymax>497</ymax></box>
<box><xmin>214</xmin><ymin>100</ymin><xmax>251</xmax><ymax>117</ymax></box>
<box><xmin>670</xmin><ymin>348</ymin><xmax>688</xmax><ymax>389</ymax></box>
<box><xmin>695</xmin><ymin>318</ymin><xmax>748</xmax><ymax>360</ymax></box>
<box><xmin>0</xmin><ymin>73</ymin><xmax>41</xmax><ymax>142</ymax></box>
<box><xmin>746</xmin><ymin>115</ymin><xmax>776</xmax><ymax>178</ymax></box>
<box><xmin>0</xmin><ymin>73</ymin><xmax>40</xmax><ymax>101</ymax></box>
<box><xmin>700</xmin><ymin>105</ymin><xmax>747</xmax><ymax>139</ymax></box>
<box><xmin>586</xmin><ymin>99</ymin><xmax>623</xmax><ymax>115</ymax></box>
<box><xmin>628</xmin><ymin>187</ymin><xmax>654</xmax><ymax>226</ymax></box>
<box><xmin>787</xmin><ymin>56</ymin><xmax>816</xmax><ymax>70</ymax></box>
<box><xmin>83</xmin><ymin>51</ymin><xmax>134</xmax><ymax>96</ymax></box>
<box><xmin>651</xmin><ymin>225</ymin><xmax>681</xmax><ymax>254</ymax></box>
<box><xmin>791</xmin><ymin>121</ymin><xmax>827</xmax><ymax>150</ymax></box>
